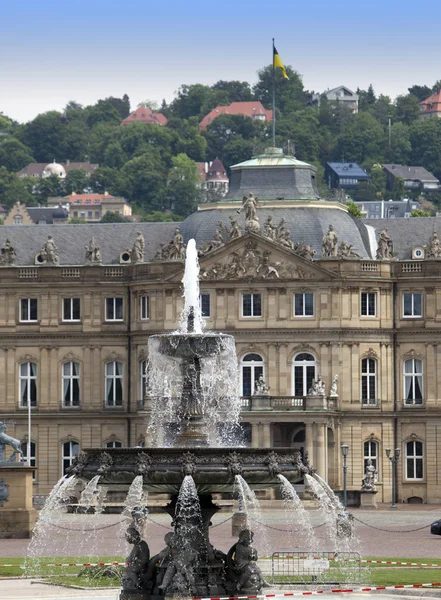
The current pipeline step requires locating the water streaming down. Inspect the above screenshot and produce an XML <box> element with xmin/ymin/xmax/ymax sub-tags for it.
<box><xmin>234</xmin><ymin>474</ymin><xmax>269</xmax><ymax>558</ymax></box>
<box><xmin>79</xmin><ymin>475</ymin><xmax>101</xmax><ymax>508</ymax></box>
<box><xmin>277</xmin><ymin>474</ymin><xmax>317</xmax><ymax>552</ymax></box>
<box><xmin>120</xmin><ymin>475</ymin><xmax>148</xmax><ymax>548</ymax></box>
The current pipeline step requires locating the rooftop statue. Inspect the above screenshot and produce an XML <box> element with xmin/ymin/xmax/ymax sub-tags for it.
<box><xmin>198</xmin><ymin>229</ymin><xmax>224</xmax><ymax>256</ymax></box>
<box><xmin>131</xmin><ymin>231</ymin><xmax>145</xmax><ymax>263</ymax></box>
<box><xmin>84</xmin><ymin>237</ymin><xmax>102</xmax><ymax>265</ymax></box>
<box><xmin>0</xmin><ymin>422</ymin><xmax>24</xmax><ymax>465</ymax></box>
<box><xmin>40</xmin><ymin>235</ymin><xmax>60</xmax><ymax>265</ymax></box>
<box><xmin>155</xmin><ymin>228</ymin><xmax>186</xmax><ymax>261</ymax></box>
<box><xmin>263</xmin><ymin>215</ymin><xmax>277</xmax><ymax>240</ymax></box>
<box><xmin>238</xmin><ymin>193</ymin><xmax>260</xmax><ymax>234</ymax></box>
<box><xmin>427</xmin><ymin>231</ymin><xmax>441</xmax><ymax>258</ymax></box>
<box><xmin>322</xmin><ymin>224</ymin><xmax>338</xmax><ymax>257</ymax></box>
<box><xmin>339</xmin><ymin>240</ymin><xmax>361</xmax><ymax>258</ymax></box>
<box><xmin>376</xmin><ymin>227</ymin><xmax>394</xmax><ymax>260</ymax></box>
<box><xmin>0</xmin><ymin>239</ymin><xmax>16</xmax><ymax>266</ymax></box>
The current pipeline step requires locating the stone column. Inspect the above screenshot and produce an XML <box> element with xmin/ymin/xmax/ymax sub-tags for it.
<box><xmin>315</xmin><ymin>423</ymin><xmax>326</xmax><ymax>479</ymax></box>
<box><xmin>251</xmin><ymin>423</ymin><xmax>260</xmax><ymax>448</ymax></box>
<box><xmin>262</xmin><ymin>423</ymin><xmax>272</xmax><ymax>448</ymax></box>
<box><xmin>305</xmin><ymin>422</ymin><xmax>314</xmax><ymax>464</ymax></box>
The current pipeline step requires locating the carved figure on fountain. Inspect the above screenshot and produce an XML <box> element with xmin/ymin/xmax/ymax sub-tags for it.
<box><xmin>121</xmin><ymin>527</ymin><xmax>150</xmax><ymax>594</ymax></box>
<box><xmin>226</xmin><ymin>529</ymin><xmax>265</xmax><ymax>594</ymax></box>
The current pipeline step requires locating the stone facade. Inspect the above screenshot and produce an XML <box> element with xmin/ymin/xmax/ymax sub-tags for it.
<box><xmin>0</xmin><ymin>226</ymin><xmax>440</xmax><ymax>507</ymax></box>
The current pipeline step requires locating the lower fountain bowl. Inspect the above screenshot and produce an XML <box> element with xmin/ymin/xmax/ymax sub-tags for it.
<box><xmin>70</xmin><ymin>447</ymin><xmax>304</xmax><ymax>493</ymax></box>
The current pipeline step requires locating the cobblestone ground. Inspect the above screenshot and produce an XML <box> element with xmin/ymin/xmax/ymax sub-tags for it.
<box><xmin>1</xmin><ymin>503</ymin><xmax>441</xmax><ymax>559</ymax></box>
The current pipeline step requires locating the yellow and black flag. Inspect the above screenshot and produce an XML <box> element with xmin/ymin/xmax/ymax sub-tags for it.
<box><xmin>273</xmin><ymin>45</ymin><xmax>289</xmax><ymax>79</ymax></box>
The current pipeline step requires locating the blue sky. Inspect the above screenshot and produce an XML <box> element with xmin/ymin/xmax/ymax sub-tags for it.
<box><xmin>2</xmin><ymin>0</ymin><xmax>441</xmax><ymax>122</ymax></box>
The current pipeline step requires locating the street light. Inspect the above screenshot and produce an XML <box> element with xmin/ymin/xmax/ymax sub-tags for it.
<box><xmin>341</xmin><ymin>444</ymin><xmax>349</xmax><ymax>509</ymax></box>
<box><xmin>386</xmin><ymin>447</ymin><xmax>401</xmax><ymax>510</ymax></box>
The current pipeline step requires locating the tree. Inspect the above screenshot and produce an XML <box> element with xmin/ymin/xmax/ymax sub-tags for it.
<box><xmin>0</xmin><ymin>167</ymin><xmax>34</xmax><ymax>207</ymax></box>
<box><xmin>0</xmin><ymin>138</ymin><xmax>34</xmax><ymax>172</ymax></box>
<box><xmin>69</xmin><ymin>216</ymin><xmax>87</xmax><ymax>224</ymax></box>
<box><xmin>357</xmin><ymin>84</ymin><xmax>376</xmax><ymax>111</ymax></box>
<box><xmin>369</xmin><ymin>164</ymin><xmax>387</xmax><ymax>197</ymax></box>
<box><xmin>371</xmin><ymin>94</ymin><xmax>394</xmax><ymax>126</ymax></box>
<box><xmin>169</xmin><ymin>84</ymin><xmax>216</xmax><ymax>120</ymax></box>
<box><xmin>410</xmin><ymin>209</ymin><xmax>432</xmax><ymax>217</ymax></box>
<box><xmin>392</xmin><ymin>176</ymin><xmax>405</xmax><ymax>200</ymax></box>
<box><xmin>89</xmin><ymin>166</ymin><xmax>122</xmax><ymax>194</ymax></box>
<box><xmin>104</xmin><ymin>95</ymin><xmax>131</xmax><ymax>119</ymax></box>
<box><xmin>64</xmin><ymin>169</ymin><xmax>89</xmax><ymax>194</ymax></box>
<box><xmin>408</xmin><ymin>85</ymin><xmax>431</xmax><ymax>102</ymax></box>
<box><xmin>34</xmin><ymin>173</ymin><xmax>65</xmax><ymax>204</ymax></box>
<box><xmin>165</xmin><ymin>153</ymin><xmax>201</xmax><ymax>217</ymax></box>
<box><xmin>204</xmin><ymin>114</ymin><xmax>262</xmax><ymax>162</ymax></box>
<box><xmin>409</xmin><ymin>118</ymin><xmax>441</xmax><ymax>177</ymax></box>
<box><xmin>85</xmin><ymin>100</ymin><xmax>122</xmax><ymax>128</ymax></box>
<box><xmin>253</xmin><ymin>64</ymin><xmax>305</xmax><ymax>115</ymax></box>
<box><xmin>222</xmin><ymin>136</ymin><xmax>254</xmax><ymax>170</ymax></box>
<box><xmin>346</xmin><ymin>200</ymin><xmax>362</xmax><ymax>218</ymax></box>
<box><xmin>351</xmin><ymin>182</ymin><xmax>376</xmax><ymax>202</ymax></box>
<box><xmin>118</xmin><ymin>150</ymin><xmax>166</xmax><ymax>212</ymax></box>
<box><xmin>211</xmin><ymin>80</ymin><xmax>253</xmax><ymax>103</ymax></box>
<box><xmin>387</xmin><ymin>122</ymin><xmax>411</xmax><ymax>164</ymax></box>
<box><xmin>100</xmin><ymin>211</ymin><xmax>130</xmax><ymax>223</ymax></box>
<box><xmin>103</xmin><ymin>142</ymin><xmax>127</xmax><ymax>168</ymax></box>
<box><xmin>17</xmin><ymin>111</ymin><xmax>67</xmax><ymax>162</ymax></box>
<box><xmin>167</xmin><ymin>118</ymin><xmax>207</xmax><ymax>162</ymax></box>
<box><xmin>334</xmin><ymin>112</ymin><xmax>386</xmax><ymax>164</ymax></box>
<box><xmin>394</xmin><ymin>94</ymin><xmax>421</xmax><ymax>125</ymax></box>
<box><xmin>140</xmin><ymin>211</ymin><xmax>183</xmax><ymax>222</ymax></box>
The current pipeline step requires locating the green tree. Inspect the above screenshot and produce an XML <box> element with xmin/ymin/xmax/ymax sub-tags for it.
<box><xmin>0</xmin><ymin>167</ymin><xmax>34</xmax><ymax>207</ymax></box>
<box><xmin>169</xmin><ymin>84</ymin><xmax>216</xmax><ymax>120</ymax></box>
<box><xmin>0</xmin><ymin>138</ymin><xmax>34</xmax><ymax>172</ymax></box>
<box><xmin>276</xmin><ymin>110</ymin><xmax>320</xmax><ymax>163</ymax></box>
<box><xmin>409</xmin><ymin>118</ymin><xmax>441</xmax><ymax>177</ymax></box>
<box><xmin>357</xmin><ymin>84</ymin><xmax>376</xmax><ymax>111</ymax></box>
<box><xmin>392</xmin><ymin>176</ymin><xmax>405</xmax><ymax>200</ymax></box>
<box><xmin>222</xmin><ymin>136</ymin><xmax>254</xmax><ymax>170</ymax></box>
<box><xmin>165</xmin><ymin>153</ymin><xmax>201</xmax><ymax>217</ymax></box>
<box><xmin>119</xmin><ymin>122</ymin><xmax>174</xmax><ymax>165</ymax></box>
<box><xmin>69</xmin><ymin>216</ymin><xmax>87</xmax><ymax>224</ymax></box>
<box><xmin>85</xmin><ymin>100</ymin><xmax>122</xmax><ymax>128</ymax></box>
<box><xmin>351</xmin><ymin>182</ymin><xmax>376</xmax><ymax>202</ymax></box>
<box><xmin>34</xmin><ymin>174</ymin><xmax>65</xmax><ymax>204</ymax></box>
<box><xmin>369</xmin><ymin>164</ymin><xmax>387</xmax><ymax>197</ymax></box>
<box><xmin>104</xmin><ymin>95</ymin><xmax>130</xmax><ymax>119</ymax></box>
<box><xmin>346</xmin><ymin>200</ymin><xmax>362</xmax><ymax>218</ymax></box>
<box><xmin>408</xmin><ymin>85</ymin><xmax>431</xmax><ymax>102</ymax></box>
<box><xmin>17</xmin><ymin>111</ymin><xmax>67</xmax><ymax>162</ymax></box>
<box><xmin>140</xmin><ymin>211</ymin><xmax>183</xmax><ymax>222</ymax></box>
<box><xmin>410</xmin><ymin>209</ymin><xmax>432</xmax><ymax>217</ymax></box>
<box><xmin>89</xmin><ymin>166</ymin><xmax>122</xmax><ymax>194</ymax></box>
<box><xmin>64</xmin><ymin>169</ymin><xmax>89</xmax><ymax>194</ymax></box>
<box><xmin>253</xmin><ymin>65</ymin><xmax>305</xmax><ymax>115</ymax></box>
<box><xmin>388</xmin><ymin>122</ymin><xmax>411</xmax><ymax>164</ymax></box>
<box><xmin>334</xmin><ymin>112</ymin><xmax>386</xmax><ymax>164</ymax></box>
<box><xmin>119</xmin><ymin>150</ymin><xmax>166</xmax><ymax>211</ymax></box>
<box><xmin>103</xmin><ymin>142</ymin><xmax>127</xmax><ymax>168</ymax></box>
<box><xmin>371</xmin><ymin>94</ymin><xmax>394</xmax><ymax>126</ymax></box>
<box><xmin>205</xmin><ymin>114</ymin><xmax>262</xmax><ymax>162</ymax></box>
<box><xmin>100</xmin><ymin>211</ymin><xmax>130</xmax><ymax>223</ymax></box>
<box><xmin>394</xmin><ymin>94</ymin><xmax>421</xmax><ymax>125</ymax></box>
<box><xmin>167</xmin><ymin>118</ymin><xmax>207</xmax><ymax>162</ymax></box>
<box><xmin>211</xmin><ymin>80</ymin><xmax>253</xmax><ymax>103</ymax></box>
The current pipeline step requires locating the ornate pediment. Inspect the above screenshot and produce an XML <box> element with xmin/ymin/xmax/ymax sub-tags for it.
<box><xmin>198</xmin><ymin>235</ymin><xmax>337</xmax><ymax>282</ymax></box>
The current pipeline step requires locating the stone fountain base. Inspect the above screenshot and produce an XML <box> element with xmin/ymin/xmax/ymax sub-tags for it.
<box><xmin>0</xmin><ymin>466</ymin><xmax>37</xmax><ymax>538</ymax></box>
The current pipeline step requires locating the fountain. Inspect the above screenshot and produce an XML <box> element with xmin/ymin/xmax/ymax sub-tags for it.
<box><xmin>68</xmin><ymin>239</ymin><xmax>311</xmax><ymax>599</ymax></box>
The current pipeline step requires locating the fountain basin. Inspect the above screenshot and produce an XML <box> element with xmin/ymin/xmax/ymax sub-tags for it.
<box><xmin>154</xmin><ymin>332</ymin><xmax>233</xmax><ymax>359</ymax></box>
<box><xmin>71</xmin><ymin>447</ymin><xmax>304</xmax><ymax>493</ymax></box>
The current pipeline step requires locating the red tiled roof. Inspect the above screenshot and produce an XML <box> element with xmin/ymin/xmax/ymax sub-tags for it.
<box><xmin>420</xmin><ymin>90</ymin><xmax>441</xmax><ymax>114</ymax></box>
<box><xmin>121</xmin><ymin>106</ymin><xmax>168</xmax><ymax>127</ymax></box>
<box><xmin>207</xmin><ymin>158</ymin><xmax>228</xmax><ymax>181</ymax></box>
<box><xmin>200</xmin><ymin>101</ymin><xmax>272</xmax><ymax>130</ymax></box>
<box><xmin>64</xmin><ymin>193</ymin><xmax>114</xmax><ymax>206</ymax></box>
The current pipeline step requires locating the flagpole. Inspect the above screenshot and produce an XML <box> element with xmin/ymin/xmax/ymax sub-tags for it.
<box><xmin>272</xmin><ymin>38</ymin><xmax>276</xmax><ymax>147</ymax></box>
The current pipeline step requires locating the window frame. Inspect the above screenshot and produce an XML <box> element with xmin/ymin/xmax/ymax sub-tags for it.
<box><xmin>240</xmin><ymin>353</ymin><xmax>264</xmax><ymax>396</ymax></box>
<box><xmin>241</xmin><ymin>293</ymin><xmax>262</xmax><ymax>318</ymax></box>
<box><xmin>105</xmin><ymin>440</ymin><xmax>122</xmax><ymax>449</ymax></box>
<box><xmin>403</xmin><ymin>358</ymin><xmax>423</xmax><ymax>405</ymax></box>
<box><xmin>62</xmin><ymin>297</ymin><xmax>81</xmax><ymax>322</ymax></box>
<box><xmin>140</xmin><ymin>295</ymin><xmax>149</xmax><ymax>321</ymax></box>
<box><xmin>200</xmin><ymin>293</ymin><xmax>211</xmax><ymax>318</ymax></box>
<box><xmin>140</xmin><ymin>359</ymin><xmax>147</xmax><ymax>400</ymax></box>
<box><xmin>405</xmin><ymin>440</ymin><xmax>424</xmax><ymax>481</ymax></box>
<box><xmin>361</xmin><ymin>357</ymin><xmax>378</xmax><ymax>405</ymax></box>
<box><xmin>294</xmin><ymin>292</ymin><xmax>314</xmax><ymax>317</ymax></box>
<box><xmin>62</xmin><ymin>361</ymin><xmax>80</xmax><ymax>408</ymax></box>
<box><xmin>19</xmin><ymin>362</ymin><xmax>37</xmax><ymax>408</ymax></box>
<box><xmin>62</xmin><ymin>440</ymin><xmax>79</xmax><ymax>476</ymax></box>
<box><xmin>293</xmin><ymin>352</ymin><xmax>316</xmax><ymax>396</ymax></box>
<box><xmin>363</xmin><ymin>440</ymin><xmax>379</xmax><ymax>481</ymax></box>
<box><xmin>105</xmin><ymin>297</ymin><xmax>124</xmax><ymax>322</ymax></box>
<box><xmin>402</xmin><ymin>292</ymin><xmax>422</xmax><ymax>318</ymax></box>
<box><xmin>19</xmin><ymin>298</ymin><xmax>38</xmax><ymax>323</ymax></box>
<box><xmin>361</xmin><ymin>291</ymin><xmax>377</xmax><ymax>317</ymax></box>
<box><xmin>105</xmin><ymin>360</ymin><xmax>123</xmax><ymax>407</ymax></box>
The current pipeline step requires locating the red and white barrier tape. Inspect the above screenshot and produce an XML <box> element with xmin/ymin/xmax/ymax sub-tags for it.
<box><xmin>0</xmin><ymin>561</ymin><xmax>128</xmax><ymax>568</ymax></box>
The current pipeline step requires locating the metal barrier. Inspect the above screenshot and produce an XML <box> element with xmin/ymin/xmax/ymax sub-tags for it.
<box><xmin>271</xmin><ymin>551</ymin><xmax>362</xmax><ymax>586</ymax></box>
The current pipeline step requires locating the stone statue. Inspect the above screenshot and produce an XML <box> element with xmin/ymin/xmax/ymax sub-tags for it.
<box><xmin>275</xmin><ymin>218</ymin><xmax>295</xmax><ymax>250</ymax></box>
<box><xmin>0</xmin><ymin>422</ymin><xmax>24</xmax><ymax>464</ymax></box>
<box><xmin>228</xmin><ymin>216</ymin><xmax>242</xmax><ymax>240</ymax></box>
<box><xmin>227</xmin><ymin>529</ymin><xmax>265</xmax><ymax>593</ymax></box>
<box><xmin>198</xmin><ymin>229</ymin><xmax>224</xmax><ymax>256</ymax></box>
<box><xmin>427</xmin><ymin>231</ymin><xmax>441</xmax><ymax>258</ymax></box>
<box><xmin>131</xmin><ymin>231</ymin><xmax>145</xmax><ymax>263</ymax></box>
<box><xmin>155</xmin><ymin>228</ymin><xmax>185</xmax><ymax>261</ymax></box>
<box><xmin>254</xmin><ymin>374</ymin><xmax>270</xmax><ymax>395</ymax></box>
<box><xmin>121</xmin><ymin>527</ymin><xmax>150</xmax><ymax>592</ymax></box>
<box><xmin>308</xmin><ymin>375</ymin><xmax>325</xmax><ymax>396</ymax></box>
<box><xmin>40</xmin><ymin>235</ymin><xmax>60</xmax><ymax>265</ymax></box>
<box><xmin>84</xmin><ymin>238</ymin><xmax>102</xmax><ymax>265</ymax></box>
<box><xmin>361</xmin><ymin>458</ymin><xmax>377</xmax><ymax>492</ymax></box>
<box><xmin>263</xmin><ymin>215</ymin><xmax>277</xmax><ymax>240</ymax></box>
<box><xmin>294</xmin><ymin>242</ymin><xmax>316</xmax><ymax>261</ymax></box>
<box><xmin>322</xmin><ymin>224</ymin><xmax>338</xmax><ymax>257</ymax></box>
<box><xmin>0</xmin><ymin>239</ymin><xmax>16</xmax><ymax>266</ymax></box>
<box><xmin>339</xmin><ymin>241</ymin><xmax>361</xmax><ymax>258</ymax></box>
<box><xmin>238</xmin><ymin>193</ymin><xmax>260</xmax><ymax>234</ymax></box>
<box><xmin>376</xmin><ymin>227</ymin><xmax>394</xmax><ymax>260</ymax></box>
<box><xmin>329</xmin><ymin>374</ymin><xmax>338</xmax><ymax>397</ymax></box>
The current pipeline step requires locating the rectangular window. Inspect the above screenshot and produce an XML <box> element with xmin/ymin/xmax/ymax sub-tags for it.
<box><xmin>105</xmin><ymin>361</ymin><xmax>123</xmax><ymax>407</ymax></box>
<box><xmin>105</xmin><ymin>297</ymin><xmax>123</xmax><ymax>321</ymax></box>
<box><xmin>200</xmin><ymin>293</ymin><xmax>211</xmax><ymax>318</ymax></box>
<box><xmin>63</xmin><ymin>298</ymin><xmax>81</xmax><ymax>321</ymax></box>
<box><xmin>62</xmin><ymin>362</ymin><xmax>80</xmax><ymax>407</ymax></box>
<box><xmin>242</xmin><ymin>293</ymin><xmax>262</xmax><ymax>317</ymax></box>
<box><xmin>403</xmin><ymin>293</ymin><xmax>422</xmax><ymax>318</ymax></box>
<box><xmin>140</xmin><ymin>296</ymin><xmax>149</xmax><ymax>320</ymax></box>
<box><xmin>361</xmin><ymin>292</ymin><xmax>376</xmax><ymax>317</ymax></box>
<box><xmin>361</xmin><ymin>358</ymin><xmax>377</xmax><ymax>405</ymax></box>
<box><xmin>19</xmin><ymin>362</ymin><xmax>37</xmax><ymax>408</ymax></box>
<box><xmin>363</xmin><ymin>441</ymin><xmax>378</xmax><ymax>480</ymax></box>
<box><xmin>20</xmin><ymin>298</ymin><xmax>38</xmax><ymax>322</ymax></box>
<box><xmin>294</xmin><ymin>293</ymin><xmax>314</xmax><ymax>317</ymax></box>
<box><xmin>405</xmin><ymin>440</ymin><xmax>423</xmax><ymax>480</ymax></box>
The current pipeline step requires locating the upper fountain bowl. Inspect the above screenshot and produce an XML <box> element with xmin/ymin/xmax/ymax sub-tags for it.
<box><xmin>155</xmin><ymin>332</ymin><xmax>234</xmax><ymax>359</ymax></box>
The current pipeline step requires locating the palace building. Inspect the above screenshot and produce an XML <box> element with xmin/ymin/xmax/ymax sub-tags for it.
<box><xmin>1</xmin><ymin>147</ymin><xmax>441</xmax><ymax>505</ymax></box>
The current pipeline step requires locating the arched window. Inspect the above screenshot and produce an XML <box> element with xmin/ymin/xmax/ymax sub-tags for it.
<box><xmin>105</xmin><ymin>361</ymin><xmax>123</xmax><ymax>407</ymax></box>
<box><xmin>405</xmin><ymin>440</ymin><xmax>423</xmax><ymax>480</ymax></box>
<box><xmin>293</xmin><ymin>353</ymin><xmax>316</xmax><ymax>396</ymax></box>
<box><xmin>13</xmin><ymin>215</ymin><xmax>23</xmax><ymax>225</ymax></box>
<box><xmin>19</xmin><ymin>362</ymin><xmax>37</xmax><ymax>407</ymax></box>
<box><xmin>404</xmin><ymin>359</ymin><xmax>423</xmax><ymax>405</ymax></box>
<box><xmin>105</xmin><ymin>440</ymin><xmax>122</xmax><ymax>448</ymax></box>
<box><xmin>241</xmin><ymin>353</ymin><xmax>264</xmax><ymax>396</ymax></box>
<box><xmin>361</xmin><ymin>358</ymin><xmax>377</xmax><ymax>405</ymax></box>
<box><xmin>62</xmin><ymin>362</ymin><xmax>80</xmax><ymax>407</ymax></box>
<box><xmin>140</xmin><ymin>360</ymin><xmax>147</xmax><ymax>401</ymax></box>
<box><xmin>363</xmin><ymin>440</ymin><xmax>379</xmax><ymax>481</ymax></box>
<box><xmin>62</xmin><ymin>440</ymin><xmax>79</xmax><ymax>475</ymax></box>
<box><xmin>21</xmin><ymin>441</ymin><xmax>36</xmax><ymax>480</ymax></box>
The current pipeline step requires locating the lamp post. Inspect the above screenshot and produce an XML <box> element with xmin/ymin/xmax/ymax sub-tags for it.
<box><xmin>386</xmin><ymin>447</ymin><xmax>400</xmax><ymax>510</ymax></box>
<box><xmin>341</xmin><ymin>444</ymin><xmax>349</xmax><ymax>509</ymax></box>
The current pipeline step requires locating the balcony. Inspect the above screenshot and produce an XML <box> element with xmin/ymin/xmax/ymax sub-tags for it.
<box><xmin>137</xmin><ymin>396</ymin><xmax>337</xmax><ymax>412</ymax></box>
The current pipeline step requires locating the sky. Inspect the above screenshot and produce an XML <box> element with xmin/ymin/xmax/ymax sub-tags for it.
<box><xmin>2</xmin><ymin>0</ymin><xmax>441</xmax><ymax>123</ymax></box>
